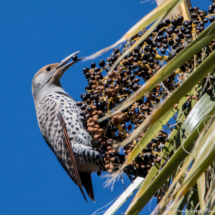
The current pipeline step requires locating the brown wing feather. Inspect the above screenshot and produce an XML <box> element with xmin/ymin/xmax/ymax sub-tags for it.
<box><xmin>79</xmin><ymin>172</ymin><xmax>95</xmax><ymax>202</ymax></box>
<box><xmin>57</xmin><ymin>112</ymin><xmax>88</xmax><ymax>202</ymax></box>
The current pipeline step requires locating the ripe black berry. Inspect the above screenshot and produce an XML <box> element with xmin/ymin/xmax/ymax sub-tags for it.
<box><xmin>72</xmin><ymin>55</ymin><xmax>78</xmax><ymax>61</ymax></box>
<box><xmin>91</xmin><ymin>62</ymin><xmax>96</xmax><ymax>68</ymax></box>
<box><xmin>83</xmin><ymin>67</ymin><xmax>90</xmax><ymax>74</ymax></box>
<box><xmin>99</xmin><ymin>59</ymin><xmax>105</xmax><ymax>67</ymax></box>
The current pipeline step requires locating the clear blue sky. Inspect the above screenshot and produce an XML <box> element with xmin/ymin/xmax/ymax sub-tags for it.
<box><xmin>0</xmin><ymin>0</ymin><xmax>208</xmax><ymax>214</ymax></box>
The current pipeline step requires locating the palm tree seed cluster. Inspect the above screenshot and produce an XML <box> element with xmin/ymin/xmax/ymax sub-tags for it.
<box><xmin>76</xmin><ymin>3</ymin><xmax>215</xmax><ymax>183</ymax></box>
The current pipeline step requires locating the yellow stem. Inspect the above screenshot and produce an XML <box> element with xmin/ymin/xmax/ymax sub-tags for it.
<box><xmin>154</xmin><ymin>54</ymin><xmax>169</xmax><ymax>62</ymax></box>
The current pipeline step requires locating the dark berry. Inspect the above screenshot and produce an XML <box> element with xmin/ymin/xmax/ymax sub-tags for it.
<box><xmin>152</xmin><ymin>42</ymin><xmax>157</xmax><ymax>47</ymax></box>
<box><xmin>144</xmin><ymin>46</ymin><xmax>149</xmax><ymax>52</ymax></box>
<box><xmin>76</xmin><ymin>101</ymin><xmax>82</xmax><ymax>106</ymax></box>
<box><xmin>129</xmin><ymin>74</ymin><xmax>135</xmax><ymax>80</ymax></box>
<box><xmin>187</xmin><ymin>25</ymin><xmax>192</xmax><ymax>30</ymax></box>
<box><xmin>107</xmin><ymin>78</ymin><xmax>112</xmax><ymax>84</ymax></box>
<box><xmin>163</xmin><ymin>44</ymin><xmax>168</xmax><ymax>49</ymax></box>
<box><xmin>149</xmin><ymin>63</ymin><xmax>154</xmax><ymax>68</ymax></box>
<box><xmin>108</xmin><ymin>62</ymin><xmax>113</xmax><ymax>66</ymax></box>
<box><xmin>174</xmin><ymin>28</ymin><xmax>179</xmax><ymax>33</ymax></box>
<box><xmin>107</xmin><ymin>57</ymin><xmax>111</xmax><ymax>62</ymax></box>
<box><xmin>183</xmin><ymin>21</ymin><xmax>189</xmax><ymax>27</ymax></box>
<box><xmin>187</xmin><ymin>20</ymin><xmax>192</xmax><ymax>25</ymax></box>
<box><xmin>172</xmin><ymin>44</ymin><xmax>178</xmax><ymax>50</ymax></box>
<box><xmin>126</xmin><ymin>69</ymin><xmax>131</xmax><ymax>75</ymax></box>
<box><xmin>132</xmin><ymin>84</ymin><xmax>139</xmax><ymax>90</ymax></box>
<box><xmin>209</xmin><ymin>17</ymin><xmax>214</xmax><ymax>22</ymax></box>
<box><xmin>83</xmin><ymin>67</ymin><xmax>90</xmax><ymax>74</ymax></box>
<box><xmin>113</xmin><ymin>48</ymin><xmax>120</xmax><ymax>54</ymax></box>
<box><xmin>162</xmin><ymin>39</ymin><xmax>168</xmax><ymax>44</ymax></box>
<box><xmin>111</xmin><ymin>56</ymin><xmax>117</xmax><ymax>61</ymax></box>
<box><xmin>156</xmin><ymin>36</ymin><xmax>162</xmax><ymax>42</ymax></box>
<box><xmin>80</xmin><ymin>111</ymin><xmax>86</xmax><ymax>116</ymax></box>
<box><xmin>99</xmin><ymin>59</ymin><xmax>105</xmax><ymax>67</ymax></box>
<box><xmin>148</xmin><ymin>57</ymin><xmax>154</xmax><ymax>62</ymax></box>
<box><xmin>185</xmin><ymin>29</ymin><xmax>191</xmax><ymax>34</ymax></box>
<box><xmin>171</xmin><ymin>19</ymin><xmax>177</xmax><ymax>26</ymax></box>
<box><xmin>180</xmin><ymin>26</ymin><xmax>186</xmax><ymax>32</ymax></box>
<box><xmin>186</xmin><ymin>34</ymin><xmax>192</xmax><ymax>39</ymax></box>
<box><xmin>158</xmin><ymin>29</ymin><xmax>163</xmax><ymax>35</ymax></box>
<box><xmin>81</xmin><ymin>104</ymin><xmax>87</xmax><ymax>110</ymax></box>
<box><xmin>85</xmin><ymin>72</ymin><xmax>91</xmax><ymax>78</ymax></box>
<box><xmin>177</xmin><ymin>16</ymin><xmax>183</xmax><ymax>23</ymax></box>
<box><xmin>178</xmin><ymin>32</ymin><xmax>184</xmax><ymax>38</ymax></box>
<box><xmin>208</xmin><ymin>6</ymin><xmax>213</xmax><ymax>13</ymax></box>
<box><xmin>191</xmin><ymin>13</ymin><xmax>197</xmax><ymax>18</ymax></box>
<box><xmin>199</xmin><ymin>21</ymin><xmax>204</xmax><ymax>26</ymax></box>
<box><xmin>94</xmin><ymin>67</ymin><xmax>100</xmax><ymax>72</ymax></box>
<box><xmin>203</xmin><ymin>18</ymin><xmax>208</xmax><ymax>24</ymax></box>
<box><xmin>91</xmin><ymin>62</ymin><xmax>96</xmax><ymax>68</ymax></box>
<box><xmin>72</xmin><ymin>55</ymin><xmax>78</xmax><ymax>61</ymax></box>
<box><xmin>199</xmin><ymin>26</ymin><xmax>204</xmax><ymax>31</ymax></box>
<box><xmin>81</xmin><ymin>93</ymin><xmax>88</xmax><ymax>101</ymax></box>
<box><xmin>134</xmin><ymin>47</ymin><xmax>140</xmax><ymax>53</ymax></box>
<box><xmin>157</xmin><ymin>42</ymin><xmax>162</xmax><ymax>48</ymax></box>
<box><xmin>169</xmin><ymin>39</ymin><xmax>174</xmax><ymax>46</ymax></box>
<box><xmin>151</xmin><ymin>51</ymin><xmax>156</xmax><ymax>57</ymax></box>
<box><xmin>143</xmin><ymin>53</ymin><xmax>149</xmax><ymax>60</ymax></box>
<box><xmin>166</xmin><ymin>28</ymin><xmax>173</xmax><ymax>34</ymax></box>
<box><xmin>146</xmin><ymin>39</ymin><xmax>152</xmax><ymax>45</ymax></box>
<box><xmin>85</xmin><ymin>85</ymin><xmax>91</xmax><ymax>90</ymax></box>
<box><xmin>175</xmin><ymin>37</ymin><xmax>181</xmax><ymax>43</ymax></box>
<box><xmin>164</xmin><ymin>19</ymin><xmax>170</xmax><ymax>25</ymax></box>
<box><xmin>104</xmin><ymin>83</ymin><xmax>108</xmax><ymax>88</ymax></box>
<box><xmin>161</xmin><ymin>48</ymin><xmax>166</xmax><ymax>54</ymax></box>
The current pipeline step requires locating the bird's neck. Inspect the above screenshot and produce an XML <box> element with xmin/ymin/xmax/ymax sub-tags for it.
<box><xmin>34</xmin><ymin>83</ymin><xmax>67</xmax><ymax>105</ymax></box>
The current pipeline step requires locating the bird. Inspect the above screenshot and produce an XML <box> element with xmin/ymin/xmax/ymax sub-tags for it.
<box><xmin>32</xmin><ymin>52</ymin><xmax>142</xmax><ymax>202</ymax></box>
<box><xmin>32</xmin><ymin>52</ymin><xmax>107</xmax><ymax>202</ymax></box>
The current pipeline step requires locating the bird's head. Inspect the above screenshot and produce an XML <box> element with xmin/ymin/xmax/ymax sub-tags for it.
<box><xmin>32</xmin><ymin>51</ymin><xmax>83</xmax><ymax>101</ymax></box>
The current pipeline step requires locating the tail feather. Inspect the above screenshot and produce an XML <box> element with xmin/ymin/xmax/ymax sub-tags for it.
<box><xmin>79</xmin><ymin>172</ymin><xmax>95</xmax><ymax>202</ymax></box>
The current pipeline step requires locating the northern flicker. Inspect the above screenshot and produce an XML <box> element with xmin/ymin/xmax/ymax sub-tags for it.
<box><xmin>32</xmin><ymin>52</ymin><xmax>107</xmax><ymax>202</ymax></box>
<box><xmin>32</xmin><ymin>52</ymin><xmax>141</xmax><ymax>202</ymax></box>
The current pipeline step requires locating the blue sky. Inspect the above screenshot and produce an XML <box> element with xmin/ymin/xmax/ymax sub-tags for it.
<box><xmin>0</xmin><ymin>0</ymin><xmax>208</xmax><ymax>214</ymax></box>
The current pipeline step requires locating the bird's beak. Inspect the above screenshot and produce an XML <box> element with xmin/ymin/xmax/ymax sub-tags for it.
<box><xmin>50</xmin><ymin>51</ymin><xmax>84</xmax><ymax>82</ymax></box>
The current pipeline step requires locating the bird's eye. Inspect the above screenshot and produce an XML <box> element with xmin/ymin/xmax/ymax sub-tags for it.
<box><xmin>46</xmin><ymin>67</ymin><xmax>51</xmax><ymax>71</ymax></box>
